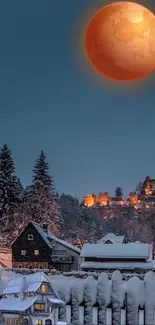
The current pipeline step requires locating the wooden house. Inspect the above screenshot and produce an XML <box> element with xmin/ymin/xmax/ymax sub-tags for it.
<box><xmin>11</xmin><ymin>222</ymin><xmax>80</xmax><ymax>272</ymax></box>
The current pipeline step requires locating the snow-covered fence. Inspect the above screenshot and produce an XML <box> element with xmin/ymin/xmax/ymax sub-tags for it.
<box><xmin>51</xmin><ymin>271</ymin><xmax>155</xmax><ymax>325</ymax></box>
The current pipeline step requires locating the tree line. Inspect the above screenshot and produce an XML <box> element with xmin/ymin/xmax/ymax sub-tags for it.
<box><xmin>0</xmin><ymin>143</ymin><xmax>155</xmax><ymax>248</ymax></box>
<box><xmin>0</xmin><ymin>144</ymin><xmax>105</xmax><ymax>246</ymax></box>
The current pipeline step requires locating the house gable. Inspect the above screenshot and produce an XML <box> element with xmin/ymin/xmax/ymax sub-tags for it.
<box><xmin>104</xmin><ymin>240</ymin><xmax>113</xmax><ymax>244</ymax></box>
<box><xmin>11</xmin><ymin>222</ymin><xmax>52</xmax><ymax>264</ymax></box>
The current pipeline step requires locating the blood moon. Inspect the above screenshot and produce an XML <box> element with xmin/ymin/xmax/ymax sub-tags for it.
<box><xmin>85</xmin><ymin>2</ymin><xmax>155</xmax><ymax>81</ymax></box>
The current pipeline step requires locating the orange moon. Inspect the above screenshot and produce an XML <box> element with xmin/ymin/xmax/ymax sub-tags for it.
<box><xmin>85</xmin><ymin>2</ymin><xmax>155</xmax><ymax>81</ymax></box>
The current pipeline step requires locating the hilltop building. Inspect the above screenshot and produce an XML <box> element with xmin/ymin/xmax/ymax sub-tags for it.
<box><xmin>142</xmin><ymin>176</ymin><xmax>155</xmax><ymax>195</ymax></box>
<box><xmin>83</xmin><ymin>176</ymin><xmax>155</xmax><ymax>208</ymax></box>
<box><xmin>83</xmin><ymin>192</ymin><xmax>128</xmax><ymax>207</ymax></box>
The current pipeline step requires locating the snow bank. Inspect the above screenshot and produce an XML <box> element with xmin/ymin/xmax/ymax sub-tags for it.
<box><xmin>84</xmin><ymin>276</ymin><xmax>97</xmax><ymax>325</ymax></box>
<box><xmin>97</xmin><ymin>273</ymin><xmax>111</xmax><ymax>325</ymax></box>
<box><xmin>127</xmin><ymin>277</ymin><xmax>142</xmax><ymax>325</ymax></box>
<box><xmin>144</xmin><ymin>271</ymin><xmax>155</xmax><ymax>325</ymax></box>
<box><xmin>111</xmin><ymin>270</ymin><xmax>124</xmax><ymax>325</ymax></box>
<box><xmin>71</xmin><ymin>279</ymin><xmax>85</xmax><ymax>325</ymax></box>
<box><xmin>50</xmin><ymin>277</ymin><xmax>73</xmax><ymax>321</ymax></box>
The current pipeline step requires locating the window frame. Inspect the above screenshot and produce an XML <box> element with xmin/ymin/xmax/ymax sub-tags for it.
<box><xmin>41</xmin><ymin>284</ymin><xmax>46</xmax><ymax>293</ymax></box>
<box><xmin>21</xmin><ymin>250</ymin><xmax>26</xmax><ymax>256</ymax></box>
<box><xmin>28</xmin><ymin>234</ymin><xmax>33</xmax><ymax>241</ymax></box>
<box><xmin>34</xmin><ymin>249</ymin><xmax>39</xmax><ymax>256</ymax></box>
<box><xmin>36</xmin><ymin>320</ymin><xmax>42</xmax><ymax>325</ymax></box>
<box><xmin>34</xmin><ymin>303</ymin><xmax>45</xmax><ymax>310</ymax></box>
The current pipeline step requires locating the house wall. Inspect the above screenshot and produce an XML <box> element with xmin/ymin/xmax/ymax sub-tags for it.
<box><xmin>84</xmin><ymin>257</ymin><xmax>146</xmax><ymax>262</ymax></box>
<box><xmin>52</xmin><ymin>242</ymin><xmax>80</xmax><ymax>271</ymax></box>
<box><xmin>0</xmin><ymin>248</ymin><xmax>12</xmax><ymax>268</ymax></box>
<box><xmin>30</xmin><ymin>313</ymin><xmax>55</xmax><ymax>325</ymax></box>
<box><xmin>2</xmin><ymin>313</ymin><xmax>30</xmax><ymax>324</ymax></box>
<box><xmin>2</xmin><ymin>310</ymin><xmax>56</xmax><ymax>325</ymax></box>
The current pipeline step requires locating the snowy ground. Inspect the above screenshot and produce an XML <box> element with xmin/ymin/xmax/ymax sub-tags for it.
<box><xmin>0</xmin><ymin>270</ymin><xmax>155</xmax><ymax>325</ymax></box>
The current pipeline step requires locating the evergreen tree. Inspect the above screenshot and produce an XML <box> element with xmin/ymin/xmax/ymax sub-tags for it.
<box><xmin>136</xmin><ymin>181</ymin><xmax>143</xmax><ymax>196</ymax></box>
<box><xmin>59</xmin><ymin>194</ymin><xmax>103</xmax><ymax>243</ymax></box>
<box><xmin>25</xmin><ymin>150</ymin><xmax>61</xmax><ymax>235</ymax></box>
<box><xmin>0</xmin><ymin>144</ymin><xmax>20</xmax><ymax>230</ymax></box>
<box><xmin>32</xmin><ymin>150</ymin><xmax>52</xmax><ymax>187</ymax></box>
<box><xmin>115</xmin><ymin>187</ymin><xmax>123</xmax><ymax>197</ymax></box>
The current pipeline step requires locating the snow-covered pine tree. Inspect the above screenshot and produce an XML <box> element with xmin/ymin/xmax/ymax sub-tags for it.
<box><xmin>25</xmin><ymin>150</ymin><xmax>61</xmax><ymax>235</ymax></box>
<box><xmin>0</xmin><ymin>144</ymin><xmax>20</xmax><ymax>231</ymax></box>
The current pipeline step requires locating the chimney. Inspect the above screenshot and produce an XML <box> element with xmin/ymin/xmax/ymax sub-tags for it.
<box><xmin>43</xmin><ymin>223</ymin><xmax>48</xmax><ymax>233</ymax></box>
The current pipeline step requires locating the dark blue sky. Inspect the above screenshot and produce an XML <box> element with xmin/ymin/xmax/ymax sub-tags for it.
<box><xmin>0</xmin><ymin>0</ymin><xmax>155</xmax><ymax>200</ymax></box>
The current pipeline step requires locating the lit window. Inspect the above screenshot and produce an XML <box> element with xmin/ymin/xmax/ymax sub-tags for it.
<box><xmin>14</xmin><ymin>293</ymin><xmax>19</xmax><ymax>298</ymax></box>
<box><xmin>34</xmin><ymin>250</ymin><xmax>39</xmax><ymax>255</ymax></box>
<box><xmin>49</xmin><ymin>307</ymin><xmax>53</xmax><ymax>313</ymax></box>
<box><xmin>28</xmin><ymin>234</ymin><xmax>33</xmax><ymax>240</ymax></box>
<box><xmin>36</xmin><ymin>321</ymin><xmax>42</xmax><ymax>325</ymax></box>
<box><xmin>27</xmin><ymin>292</ymin><xmax>34</xmax><ymax>297</ymax></box>
<box><xmin>14</xmin><ymin>319</ymin><xmax>19</xmax><ymax>324</ymax></box>
<box><xmin>34</xmin><ymin>303</ymin><xmax>45</xmax><ymax>310</ymax></box>
<box><xmin>41</xmin><ymin>284</ymin><xmax>46</xmax><ymax>292</ymax></box>
<box><xmin>3</xmin><ymin>294</ymin><xmax>7</xmax><ymax>298</ymax></box>
<box><xmin>21</xmin><ymin>250</ymin><xmax>26</xmax><ymax>256</ymax></box>
<box><xmin>19</xmin><ymin>318</ymin><xmax>23</xmax><ymax>324</ymax></box>
<box><xmin>9</xmin><ymin>319</ymin><xmax>13</xmax><ymax>324</ymax></box>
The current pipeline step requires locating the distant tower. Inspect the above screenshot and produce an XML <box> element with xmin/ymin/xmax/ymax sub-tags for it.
<box><xmin>129</xmin><ymin>192</ymin><xmax>138</xmax><ymax>204</ymax></box>
<box><xmin>144</xmin><ymin>176</ymin><xmax>152</xmax><ymax>195</ymax></box>
<box><xmin>83</xmin><ymin>193</ymin><xmax>95</xmax><ymax>207</ymax></box>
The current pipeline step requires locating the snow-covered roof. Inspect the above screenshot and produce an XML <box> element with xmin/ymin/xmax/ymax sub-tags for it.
<box><xmin>48</xmin><ymin>297</ymin><xmax>65</xmax><ymax>305</ymax></box>
<box><xmin>2</xmin><ymin>272</ymin><xmax>51</xmax><ymax>295</ymax></box>
<box><xmin>97</xmin><ymin>233</ymin><xmax>125</xmax><ymax>244</ymax></box>
<box><xmin>32</xmin><ymin>222</ymin><xmax>81</xmax><ymax>254</ymax></box>
<box><xmin>80</xmin><ymin>243</ymin><xmax>150</xmax><ymax>260</ymax></box>
<box><xmin>81</xmin><ymin>260</ymin><xmax>155</xmax><ymax>270</ymax></box>
<box><xmin>0</xmin><ymin>296</ymin><xmax>36</xmax><ymax>311</ymax></box>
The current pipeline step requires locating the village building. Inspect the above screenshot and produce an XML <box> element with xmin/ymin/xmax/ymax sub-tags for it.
<box><xmin>0</xmin><ymin>272</ymin><xmax>67</xmax><ymax>325</ymax></box>
<box><xmin>80</xmin><ymin>242</ymin><xmax>155</xmax><ymax>273</ymax></box>
<box><xmin>11</xmin><ymin>222</ymin><xmax>80</xmax><ymax>272</ymax></box>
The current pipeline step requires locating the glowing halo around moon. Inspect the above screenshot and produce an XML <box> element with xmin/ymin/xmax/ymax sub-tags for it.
<box><xmin>84</xmin><ymin>2</ymin><xmax>155</xmax><ymax>81</ymax></box>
